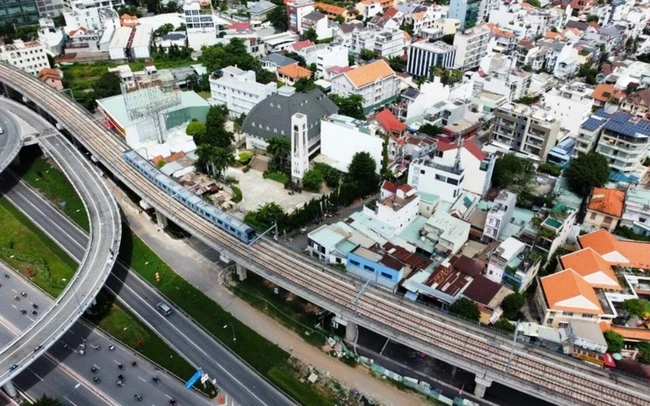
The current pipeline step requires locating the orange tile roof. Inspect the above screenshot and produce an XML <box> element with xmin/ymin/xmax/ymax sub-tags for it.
<box><xmin>403</xmin><ymin>31</ymin><xmax>411</xmax><ymax>40</ymax></box>
<box><xmin>545</xmin><ymin>31</ymin><xmax>560</xmax><ymax>39</ymax></box>
<box><xmin>38</xmin><ymin>68</ymin><xmax>61</xmax><ymax>81</ymax></box>
<box><xmin>373</xmin><ymin>109</ymin><xmax>405</xmax><ymax>134</ymax></box>
<box><xmin>591</xmin><ymin>84</ymin><xmax>624</xmax><ymax>102</ymax></box>
<box><xmin>559</xmin><ymin>248</ymin><xmax>621</xmax><ymax>290</ymax></box>
<box><xmin>600</xmin><ymin>322</ymin><xmax>650</xmax><ymax>341</ymax></box>
<box><xmin>492</xmin><ymin>27</ymin><xmax>515</xmax><ymax>38</ymax></box>
<box><xmin>540</xmin><ymin>269</ymin><xmax>603</xmax><ymax>314</ymax></box>
<box><xmin>277</xmin><ymin>64</ymin><xmax>312</xmax><ymax>79</ymax></box>
<box><xmin>578</xmin><ymin>229</ymin><xmax>650</xmax><ymax>269</ymax></box>
<box><xmin>316</xmin><ymin>2</ymin><xmax>346</xmax><ymax>15</ymax></box>
<box><xmin>343</xmin><ymin>59</ymin><xmax>395</xmax><ymax>88</ymax></box>
<box><xmin>588</xmin><ymin>187</ymin><xmax>625</xmax><ymax>217</ymax></box>
<box><xmin>165</xmin><ymin>151</ymin><xmax>186</xmax><ymax>163</ymax></box>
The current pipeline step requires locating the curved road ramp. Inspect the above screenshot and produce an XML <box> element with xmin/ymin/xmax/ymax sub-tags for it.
<box><xmin>0</xmin><ymin>97</ymin><xmax>121</xmax><ymax>392</ymax></box>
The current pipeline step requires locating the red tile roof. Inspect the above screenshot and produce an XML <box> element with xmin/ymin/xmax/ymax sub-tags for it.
<box><xmin>381</xmin><ymin>180</ymin><xmax>397</xmax><ymax>194</ymax></box>
<box><xmin>291</xmin><ymin>40</ymin><xmax>315</xmax><ymax>51</ymax></box>
<box><xmin>373</xmin><ymin>109</ymin><xmax>405</xmax><ymax>134</ymax></box>
<box><xmin>588</xmin><ymin>187</ymin><xmax>625</xmax><ymax>217</ymax></box>
<box><xmin>436</xmin><ymin>138</ymin><xmax>486</xmax><ymax>161</ymax></box>
<box><xmin>227</xmin><ymin>22</ymin><xmax>251</xmax><ymax>30</ymax></box>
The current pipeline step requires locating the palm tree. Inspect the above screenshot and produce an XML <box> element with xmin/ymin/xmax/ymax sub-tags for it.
<box><xmin>195</xmin><ymin>144</ymin><xmax>216</xmax><ymax>176</ymax></box>
<box><xmin>266</xmin><ymin>136</ymin><xmax>290</xmax><ymax>173</ymax></box>
<box><xmin>211</xmin><ymin>147</ymin><xmax>235</xmax><ymax>179</ymax></box>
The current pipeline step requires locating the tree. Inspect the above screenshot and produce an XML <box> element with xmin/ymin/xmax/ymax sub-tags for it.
<box><xmin>604</xmin><ymin>330</ymin><xmax>625</xmax><ymax>353</ymax></box>
<box><xmin>638</xmin><ymin>341</ymin><xmax>650</xmax><ymax>364</ymax></box>
<box><xmin>565</xmin><ymin>152</ymin><xmax>609</xmax><ymax>197</ymax></box>
<box><xmin>93</xmin><ymin>72</ymin><xmax>122</xmax><ymax>100</ymax></box>
<box><xmin>578</xmin><ymin>61</ymin><xmax>599</xmax><ymax>85</ymax></box>
<box><xmin>267</xmin><ymin>136</ymin><xmax>291</xmax><ymax>174</ymax></box>
<box><xmin>303</xmin><ymin>169</ymin><xmax>323</xmax><ymax>192</ymax></box>
<box><xmin>348</xmin><ymin>152</ymin><xmax>379</xmax><ymax>197</ymax></box>
<box><xmin>491</xmin><ymin>153</ymin><xmax>536</xmax><ymax>190</ymax></box>
<box><xmin>267</xmin><ymin>6</ymin><xmax>288</xmax><ymax>31</ymax></box>
<box><xmin>303</xmin><ymin>28</ymin><xmax>318</xmax><ymax>42</ymax></box>
<box><xmin>244</xmin><ymin>202</ymin><xmax>287</xmax><ymax>231</ymax></box>
<box><xmin>359</xmin><ymin>49</ymin><xmax>376</xmax><ymax>61</ymax></box>
<box><xmin>501</xmin><ymin>293</ymin><xmax>526</xmax><ymax>320</ymax></box>
<box><xmin>334</xmin><ymin>15</ymin><xmax>345</xmax><ymax>24</ymax></box>
<box><xmin>448</xmin><ymin>298</ymin><xmax>480</xmax><ymax>322</ymax></box>
<box><xmin>199</xmin><ymin>44</ymin><xmax>227</xmax><ymax>72</ymax></box>
<box><xmin>294</xmin><ymin>77</ymin><xmax>316</xmax><ymax>93</ymax></box>
<box><xmin>186</xmin><ymin>121</ymin><xmax>206</xmax><ymax>137</ymax></box>
<box><xmin>387</xmin><ymin>56</ymin><xmax>406</xmax><ymax>72</ymax></box>
<box><xmin>256</xmin><ymin>69</ymin><xmax>277</xmax><ymax>84</ymax></box>
<box><xmin>202</xmin><ymin>105</ymin><xmax>234</xmax><ymax>148</ymax></box>
<box><xmin>314</xmin><ymin>163</ymin><xmax>341</xmax><ymax>187</ymax></box>
<box><xmin>330</xmin><ymin>94</ymin><xmax>365</xmax><ymax>120</ymax></box>
<box><xmin>154</xmin><ymin>23</ymin><xmax>175</xmax><ymax>38</ymax></box>
<box><xmin>33</xmin><ymin>395</ymin><xmax>63</xmax><ymax>406</ymax></box>
<box><xmin>284</xmin><ymin>51</ymin><xmax>307</xmax><ymax>67</ymax></box>
<box><xmin>586</xmin><ymin>14</ymin><xmax>599</xmax><ymax>23</ymax></box>
<box><xmin>493</xmin><ymin>318</ymin><xmax>516</xmax><ymax>333</ymax></box>
<box><xmin>418</xmin><ymin>123</ymin><xmax>443</xmax><ymax>137</ymax></box>
<box><xmin>223</xmin><ymin>38</ymin><xmax>258</xmax><ymax>70</ymax></box>
<box><xmin>621</xmin><ymin>299</ymin><xmax>650</xmax><ymax>318</ymax></box>
<box><xmin>195</xmin><ymin>145</ymin><xmax>234</xmax><ymax>178</ymax></box>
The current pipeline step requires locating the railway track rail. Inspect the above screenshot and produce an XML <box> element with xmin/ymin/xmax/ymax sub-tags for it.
<box><xmin>1</xmin><ymin>63</ymin><xmax>649</xmax><ymax>406</ymax></box>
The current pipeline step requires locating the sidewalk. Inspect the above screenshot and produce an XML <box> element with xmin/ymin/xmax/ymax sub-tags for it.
<box><xmin>109</xmin><ymin>182</ymin><xmax>430</xmax><ymax>406</ymax></box>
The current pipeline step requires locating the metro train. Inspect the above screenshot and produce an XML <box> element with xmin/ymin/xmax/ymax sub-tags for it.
<box><xmin>122</xmin><ymin>150</ymin><xmax>257</xmax><ymax>244</ymax></box>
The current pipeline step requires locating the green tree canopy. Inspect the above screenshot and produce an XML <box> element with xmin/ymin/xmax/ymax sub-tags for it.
<box><xmin>200</xmin><ymin>38</ymin><xmax>258</xmax><ymax>72</ymax></box>
<box><xmin>93</xmin><ymin>72</ymin><xmax>122</xmax><ymax>100</ymax></box>
<box><xmin>491</xmin><ymin>153</ymin><xmax>536</xmax><ymax>191</ymax></box>
<box><xmin>621</xmin><ymin>299</ymin><xmax>650</xmax><ymax>318</ymax></box>
<box><xmin>418</xmin><ymin>123</ymin><xmax>443</xmax><ymax>137</ymax></box>
<box><xmin>501</xmin><ymin>293</ymin><xmax>526</xmax><ymax>320</ymax></box>
<box><xmin>153</xmin><ymin>23</ymin><xmax>174</xmax><ymax>37</ymax></box>
<box><xmin>448</xmin><ymin>298</ymin><xmax>480</xmax><ymax>322</ymax></box>
<box><xmin>186</xmin><ymin>120</ymin><xmax>206</xmax><ymax>137</ymax></box>
<box><xmin>565</xmin><ymin>151</ymin><xmax>609</xmax><ymax>197</ymax></box>
<box><xmin>244</xmin><ymin>202</ymin><xmax>287</xmax><ymax>231</ymax></box>
<box><xmin>302</xmin><ymin>169</ymin><xmax>323</xmax><ymax>192</ymax></box>
<box><xmin>303</xmin><ymin>28</ymin><xmax>318</xmax><ymax>42</ymax></box>
<box><xmin>267</xmin><ymin>136</ymin><xmax>291</xmax><ymax>174</ymax></box>
<box><xmin>314</xmin><ymin>163</ymin><xmax>341</xmax><ymax>188</ymax></box>
<box><xmin>387</xmin><ymin>56</ymin><xmax>406</xmax><ymax>72</ymax></box>
<box><xmin>330</xmin><ymin>94</ymin><xmax>365</xmax><ymax>120</ymax></box>
<box><xmin>347</xmin><ymin>152</ymin><xmax>379</xmax><ymax>197</ymax></box>
<box><xmin>360</xmin><ymin>49</ymin><xmax>377</xmax><ymax>61</ymax></box>
<box><xmin>604</xmin><ymin>329</ymin><xmax>625</xmax><ymax>353</ymax></box>
<box><xmin>267</xmin><ymin>6</ymin><xmax>288</xmax><ymax>31</ymax></box>
<box><xmin>493</xmin><ymin>318</ymin><xmax>516</xmax><ymax>333</ymax></box>
<box><xmin>294</xmin><ymin>77</ymin><xmax>316</xmax><ymax>93</ymax></box>
<box><xmin>33</xmin><ymin>395</ymin><xmax>63</xmax><ymax>406</ymax></box>
<box><xmin>195</xmin><ymin>145</ymin><xmax>234</xmax><ymax>179</ymax></box>
<box><xmin>638</xmin><ymin>341</ymin><xmax>650</xmax><ymax>364</ymax></box>
<box><xmin>284</xmin><ymin>51</ymin><xmax>307</xmax><ymax>67</ymax></box>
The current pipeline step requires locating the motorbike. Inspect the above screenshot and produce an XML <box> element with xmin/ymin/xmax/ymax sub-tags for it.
<box><xmin>131</xmin><ymin>361</ymin><xmax>137</xmax><ymax>367</ymax></box>
<box><xmin>91</xmin><ymin>366</ymin><xmax>98</xmax><ymax>373</ymax></box>
<box><xmin>134</xmin><ymin>394</ymin><xmax>143</xmax><ymax>401</ymax></box>
<box><xmin>117</xmin><ymin>363</ymin><xmax>125</xmax><ymax>370</ymax></box>
<box><xmin>152</xmin><ymin>376</ymin><xmax>160</xmax><ymax>384</ymax></box>
<box><xmin>93</xmin><ymin>377</ymin><xmax>101</xmax><ymax>384</ymax></box>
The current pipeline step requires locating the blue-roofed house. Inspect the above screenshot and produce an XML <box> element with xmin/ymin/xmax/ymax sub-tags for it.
<box><xmin>573</xmin><ymin>108</ymin><xmax>612</xmax><ymax>158</ymax></box>
<box><xmin>594</xmin><ymin>111</ymin><xmax>650</xmax><ymax>178</ymax></box>
<box><xmin>261</xmin><ymin>53</ymin><xmax>299</xmax><ymax>72</ymax></box>
<box><xmin>547</xmin><ymin>138</ymin><xmax>575</xmax><ymax>168</ymax></box>
<box><xmin>248</xmin><ymin>1</ymin><xmax>277</xmax><ymax>21</ymax></box>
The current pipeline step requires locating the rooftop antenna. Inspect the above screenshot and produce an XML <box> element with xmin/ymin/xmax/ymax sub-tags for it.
<box><xmin>454</xmin><ymin>135</ymin><xmax>463</xmax><ymax>172</ymax></box>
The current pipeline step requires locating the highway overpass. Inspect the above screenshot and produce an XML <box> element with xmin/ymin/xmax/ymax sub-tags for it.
<box><xmin>0</xmin><ymin>99</ymin><xmax>121</xmax><ymax>395</ymax></box>
<box><xmin>1</xmin><ymin>62</ymin><xmax>649</xmax><ymax>406</ymax></box>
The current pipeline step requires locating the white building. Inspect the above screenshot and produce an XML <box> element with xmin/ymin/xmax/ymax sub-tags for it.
<box><xmin>363</xmin><ymin>181</ymin><xmax>420</xmax><ymax>234</ymax></box>
<box><xmin>406</xmin><ymin>40</ymin><xmax>457</xmax><ymax>77</ymax></box>
<box><xmin>319</xmin><ymin>115</ymin><xmax>384</xmax><ymax>174</ymax></box>
<box><xmin>483</xmin><ymin>190</ymin><xmax>516</xmax><ymax>241</ymax></box>
<box><xmin>295</xmin><ymin>43</ymin><xmax>348</xmax><ymax>79</ymax></box>
<box><xmin>260</xmin><ymin>31</ymin><xmax>301</xmax><ymax>54</ymax></box>
<box><xmin>453</xmin><ymin>26</ymin><xmax>490</xmax><ymax>71</ymax></box>
<box><xmin>432</xmin><ymin>138</ymin><xmax>495</xmax><ymax>196</ymax></box>
<box><xmin>485</xmin><ymin>237</ymin><xmax>526</xmax><ymax>284</ymax></box>
<box><xmin>350</xmin><ymin>27</ymin><xmax>407</xmax><ymax>59</ymax></box>
<box><xmin>553</xmin><ymin>44</ymin><xmax>580</xmax><ymax>80</ymax></box>
<box><xmin>108</xmin><ymin>26</ymin><xmax>131</xmax><ymax>60</ymax></box>
<box><xmin>291</xmin><ymin>113</ymin><xmax>310</xmax><ymax>183</ymax></box>
<box><xmin>330</xmin><ymin>59</ymin><xmax>399</xmax><ymax>110</ymax></box>
<box><xmin>408</xmin><ymin>154</ymin><xmax>465</xmax><ymax>203</ymax></box>
<box><xmin>63</xmin><ymin>0</ymin><xmax>122</xmax><ymax>32</ymax></box>
<box><xmin>130</xmin><ymin>25</ymin><xmax>153</xmax><ymax>59</ymax></box>
<box><xmin>301</xmin><ymin>10</ymin><xmax>332</xmax><ymax>40</ymax></box>
<box><xmin>0</xmin><ymin>40</ymin><xmax>50</xmax><ymax>76</ymax></box>
<box><xmin>287</xmin><ymin>0</ymin><xmax>315</xmax><ymax>33</ymax></box>
<box><xmin>183</xmin><ymin>0</ymin><xmax>218</xmax><ymax>51</ymax></box>
<box><xmin>424</xmin><ymin>210</ymin><xmax>471</xmax><ymax>254</ymax></box>
<box><xmin>38</xmin><ymin>18</ymin><xmax>66</xmax><ymax>56</ymax></box>
<box><xmin>471</xmin><ymin>65</ymin><xmax>532</xmax><ymax>101</ymax></box>
<box><xmin>542</xmin><ymin>82</ymin><xmax>594</xmax><ymax>134</ymax></box>
<box><xmin>208</xmin><ymin>66</ymin><xmax>278</xmax><ymax>117</ymax></box>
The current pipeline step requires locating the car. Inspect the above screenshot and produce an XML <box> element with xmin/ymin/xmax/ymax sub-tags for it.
<box><xmin>156</xmin><ymin>302</ymin><xmax>173</xmax><ymax>316</ymax></box>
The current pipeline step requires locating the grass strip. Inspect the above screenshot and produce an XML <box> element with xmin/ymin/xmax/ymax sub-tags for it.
<box><xmin>13</xmin><ymin>147</ymin><xmax>89</xmax><ymax>231</ymax></box>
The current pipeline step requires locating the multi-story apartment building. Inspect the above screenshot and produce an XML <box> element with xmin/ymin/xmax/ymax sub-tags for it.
<box><xmin>485</xmin><ymin>237</ymin><xmax>541</xmax><ymax>292</ymax></box>
<box><xmin>574</xmin><ymin>109</ymin><xmax>610</xmax><ymax>158</ymax></box>
<box><xmin>208</xmin><ymin>66</ymin><xmax>278</xmax><ymax>117</ymax></box>
<box><xmin>330</xmin><ymin>59</ymin><xmax>399</xmax><ymax>110</ymax></box>
<box><xmin>183</xmin><ymin>0</ymin><xmax>218</xmax><ymax>50</ymax></box>
<box><xmin>619</xmin><ymin>88</ymin><xmax>650</xmax><ymax>120</ymax></box>
<box><xmin>350</xmin><ymin>27</ymin><xmax>406</xmax><ymax>59</ymax></box>
<box><xmin>35</xmin><ymin>0</ymin><xmax>64</xmax><ymax>17</ymax></box>
<box><xmin>362</xmin><ymin>181</ymin><xmax>420</xmax><ymax>234</ymax></box>
<box><xmin>406</xmin><ymin>40</ymin><xmax>456</xmax><ymax>77</ymax></box>
<box><xmin>0</xmin><ymin>0</ymin><xmax>39</xmax><ymax>26</ymax></box>
<box><xmin>595</xmin><ymin>112</ymin><xmax>650</xmax><ymax>178</ymax></box>
<box><xmin>483</xmin><ymin>190</ymin><xmax>516</xmax><ymax>241</ymax></box>
<box><xmin>448</xmin><ymin>0</ymin><xmax>482</xmax><ymax>30</ymax></box>
<box><xmin>492</xmin><ymin>103</ymin><xmax>561</xmax><ymax>161</ymax></box>
<box><xmin>408</xmin><ymin>154</ymin><xmax>465</xmax><ymax>203</ymax></box>
<box><xmin>621</xmin><ymin>184</ymin><xmax>650</xmax><ymax>236</ymax></box>
<box><xmin>63</xmin><ymin>0</ymin><xmax>124</xmax><ymax>31</ymax></box>
<box><xmin>295</xmin><ymin>43</ymin><xmax>348</xmax><ymax>79</ymax></box>
<box><xmin>286</xmin><ymin>0</ymin><xmax>315</xmax><ymax>33</ymax></box>
<box><xmin>453</xmin><ymin>26</ymin><xmax>490</xmax><ymax>71</ymax></box>
<box><xmin>0</xmin><ymin>40</ymin><xmax>49</xmax><ymax>76</ymax></box>
<box><xmin>542</xmin><ymin>82</ymin><xmax>594</xmax><ymax>134</ymax></box>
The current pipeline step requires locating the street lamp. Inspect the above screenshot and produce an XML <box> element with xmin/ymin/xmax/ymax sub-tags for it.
<box><xmin>223</xmin><ymin>324</ymin><xmax>236</xmax><ymax>343</ymax></box>
<box><xmin>505</xmin><ymin>320</ymin><xmax>521</xmax><ymax>376</ymax></box>
<box><xmin>59</xmin><ymin>88</ymin><xmax>77</xmax><ymax>104</ymax></box>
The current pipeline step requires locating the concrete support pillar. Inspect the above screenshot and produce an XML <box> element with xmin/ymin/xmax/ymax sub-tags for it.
<box><xmin>91</xmin><ymin>297</ymin><xmax>97</xmax><ymax>307</ymax></box>
<box><xmin>11</xmin><ymin>155</ymin><xmax>20</xmax><ymax>166</ymax></box>
<box><xmin>345</xmin><ymin>321</ymin><xmax>358</xmax><ymax>343</ymax></box>
<box><xmin>236</xmin><ymin>263</ymin><xmax>247</xmax><ymax>281</ymax></box>
<box><xmin>3</xmin><ymin>381</ymin><xmax>17</xmax><ymax>398</ymax></box>
<box><xmin>155</xmin><ymin>210</ymin><xmax>168</xmax><ymax>229</ymax></box>
<box><xmin>473</xmin><ymin>376</ymin><xmax>492</xmax><ymax>398</ymax></box>
<box><xmin>451</xmin><ymin>366</ymin><xmax>457</xmax><ymax>377</ymax></box>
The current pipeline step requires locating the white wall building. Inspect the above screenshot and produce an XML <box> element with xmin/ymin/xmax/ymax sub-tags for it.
<box><xmin>295</xmin><ymin>43</ymin><xmax>348</xmax><ymax>79</ymax></box>
<box><xmin>330</xmin><ymin>59</ymin><xmax>399</xmax><ymax>110</ymax></box>
<box><xmin>408</xmin><ymin>155</ymin><xmax>465</xmax><ymax>203</ymax></box>
<box><xmin>260</xmin><ymin>31</ymin><xmax>301</xmax><ymax>54</ymax></box>
<box><xmin>130</xmin><ymin>25</ymin><xmax>153</xmax><ymax>59</ymax></box>
<box><xmin>542</xmin><ymin>82</ymin><xmax>594</xmax><ymax>134</ymax></box>
<box><xmin>432</xmin><ymin>138</ymin><xmax>495</xmax><ymax>196</ymax></box>
<box><xmin>319</xmin><ymin>115</ymin><xmax>383</xmax><ymax>174</ymax></box>
<box><xmin>208</xmin><ymin>66</ymin><xmax>278</xmax><ymax>117</ymax></box>
<box><xmin>351</xmin><ymin>27</ymin><xmax>407</xmax><ymax>59</ymax></box>
<box><xmin>406</xmin><ymin>40</ymin><xmax>457</xmax><ymax>77</ymax></box>
<box><xmin>424</xmin><ymin>210</ymin><xmax>471</xmax><ymax>254</ymax></box>
<box><xmin>287</xmin><ymin>0</ymin><xmax>315</xmax><ymax>33</ymax></box>
<box><xmin>483</xmin><ymin>190</ymin><xmax>516</xmax><ymax>241</ymax></box>
<box><xmin>291</xmin><ymin>113</ymin><xmax>310</xmax><ymax>183</ymax></box>
<box><xmin>108</xmin><ymin>26</ymin><xmax>131</xmax><ymax>60</ymax></box>
<box><xmin>363</xmin><ymin>181</ymin><xmax>420</xmax><ymax>234</ymax></box>
<box><xmin>63</xmin><ymin>0</ymin><xmax>122</xmax><ymax>32</ymax></box>
<box><xmin>183</xmin><ymin>0</ymin><xmax>218</xmax><ymax>51</ymax></box>
<box><xmin>486</xmin><ymin>237</ymin><xmax>526</xmax><ymax>284</ymax></box>
<box><xmin>401</xmin><ymin>77</ymin><xmax>474</xmax><ymax>122</ymax></box>
<box><xmin>0</xmin><ymin>40</ymin><xmax>50</xmax><ymax>76</ymax></box>
<box><xmin>453</xmin><ymin>25</ymin><xmax>490</xmax><ymax>71</ymax></box>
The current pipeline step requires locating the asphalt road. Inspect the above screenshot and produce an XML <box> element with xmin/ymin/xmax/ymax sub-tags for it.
<box><xmin>0</xmin><ymin>101</ymin><xmax>121</xmax><ymax>386</ymax></box>
<box><xmin>0</xmin><ymin>105</ymin><xmax>21</xmax><ymax>174</ymax></box>
<box><xmin>0</xmin><ymin>262</ymin><xmax>212</xmax><ymax>406</ymax></box>
<box><xmin>0</xmin><ymin>175</ymin><xmax>294</xmax><ymax>406</ymax></box>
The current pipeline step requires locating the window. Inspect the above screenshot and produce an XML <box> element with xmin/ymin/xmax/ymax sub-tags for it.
<box><xmin>420</xmin><ymin>169</ymin><xmax>425</xmax><ymax>175</ymax></box>
<box><xmin>363</xmin><ymin>265</ymin><xmax>374</xmax><ymax>272</ymax></box>
<box><xmin>589</xmin><ymin>211</ymin><xmax>597</xmax><ymax>220</ymax></box>
<box><xmin>562</xmin><ymin>311</ymin><xmax>574</xmax><ymax>316</ymax></box>
<box><xmin>380</xmin><ymin>272</ymin><xmax>392</xmax><ymax>279</ymax></box>
<box><xmin>349</xmin><ymin>259</ymin><xmax>360</xmax><ymax>266</ymax></box>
